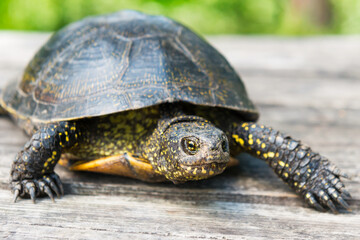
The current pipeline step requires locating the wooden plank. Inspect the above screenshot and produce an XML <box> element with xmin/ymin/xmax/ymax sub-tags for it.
<box><xmin>1</xmin><ymin>191</ymin><xmax>360</xmax><ymax>240</ymax></box>
<box><xmin>0</xmin><ymin>32</ymin><xmax>359</xmax><ymax>239</ymax></box>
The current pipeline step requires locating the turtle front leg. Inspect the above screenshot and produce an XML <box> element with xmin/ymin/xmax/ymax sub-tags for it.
<box><xmin>10</xmin><ymin>121</ymin><xmax>79</xmax><ymax>203</ymax></box>
<box><xmin>231</xmin><ymin>122</ymin><xmax>351</xmax><ymax>212</ymax></box>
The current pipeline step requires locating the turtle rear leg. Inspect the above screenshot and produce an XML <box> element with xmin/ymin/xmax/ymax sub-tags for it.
<box><xmin>231</xmin><ymin>122</ymin><xmax>351</xmax><ymax>213</ymax></box>
<box><xmin>11</xmin><ymin>121</ymin><xmax>79</xmax><ymax>202</ymax></box>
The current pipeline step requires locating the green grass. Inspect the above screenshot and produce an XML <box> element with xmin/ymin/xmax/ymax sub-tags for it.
<box><xmin>0</xmin><ymin>0</ymin><xmax>359</xmax><ymax>35</ymax></box>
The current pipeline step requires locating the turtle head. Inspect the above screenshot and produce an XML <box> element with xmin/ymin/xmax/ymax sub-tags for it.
<box><xmin>152</xmin><ymin>116</ymin><xmax>230</xmax><ymax>183</ymax></box>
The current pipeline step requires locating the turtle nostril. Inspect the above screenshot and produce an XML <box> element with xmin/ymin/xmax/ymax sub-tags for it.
<box><xmin>221</xmin><ymin>140</ymin><xmax>228</xmax><ymax>153</ymax></box>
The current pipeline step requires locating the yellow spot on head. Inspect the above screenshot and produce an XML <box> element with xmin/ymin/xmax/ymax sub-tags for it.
<box><xmin>261</xmin><ymin>143</ymin><xmax>266</xmax><ymax>149</ymax></box>
<box><xmin>268</xmin><ymin>152</ymin><xmax>275</xmax><ymax>158</ymax></box>
<box><xmin>263</xmin><ymin>153</ymin><xmax>268</xmax><ymax>159</ymax></box>
<box><xmin>283</xmin><ymin>172</ymin><xmax>289</xmax><ymax>178</ymax></box>
<box><xmin>248</xmin><ymin>139</ymin><xmax>253</xmax><ymax>145</ymax></box>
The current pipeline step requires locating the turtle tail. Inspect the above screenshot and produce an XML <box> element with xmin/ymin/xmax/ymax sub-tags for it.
<box><xmin>231</xmin><ymin>122</ymin><xmax>351</xmax><ymax>213</ymax></box>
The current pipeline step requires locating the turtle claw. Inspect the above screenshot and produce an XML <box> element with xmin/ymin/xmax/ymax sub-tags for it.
<box><xmin>306</xmin><ymin>192</ymin><xmax>325</xmax><ymax>212</ymax></box>
<box><xmin>50</xmin><ymin>182</ymin><xmax>61</xmax><ymax>198</ymax></box>
<box><xmin>313</xmin><ymin>202</ymin><xmax>325</xmax><ymax>212</ymax></box>
<box><xmin>337</xmin><ymin>196</ymin><xmax>350</xmax><ymax>210</ymax></box>
<box><xmin>304</xmin><ymin>169</ymin><xmax>352</xmax><ymax>212</ymax></box>
<box><xmin>43</xmin><ymin>185</ymin><xmax>55</xmax><ymax>202</ymax></box>
<box><xmin>12</xmin><ymin>189</ymin><xmax>20</xmax><ymax>203</ymax></box>
<box><xmin>53</xmin><ymin>174</ymin><xmax>64</xmax><ymax>196</ymax></box>
<box><xmin>341</xmin><ymin>189</ymin><xmax>352</xmax><ymax>199</ymax></box>
<box><xmin>27</xmin><ymin>185</ymin><xmax>36</xmax><ymax>203</ymax></box>
<box><xmin>43</xmin><ymin>175</ymin><xmax>62</xmax><ymax>198</ymax></box>
<box><xmin>10</xmin><ymin>173</ymin><xmax>63</xmax><ymax>203</ymax></box>
<box><xmin>326</xmin><ymin>200</ymin><xmax>338</xmax><ymax>214</ymax></box>
<box><xmin>327</xmin><ymin>165</ymin><xmax>349</xmax><ymax>178</ymax></box>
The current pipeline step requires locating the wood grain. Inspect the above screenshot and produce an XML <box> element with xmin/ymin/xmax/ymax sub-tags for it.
<box><xmin>0</xmin><ymin>32</ymin><xmax>359</xmax><ymax>239</ymax></box>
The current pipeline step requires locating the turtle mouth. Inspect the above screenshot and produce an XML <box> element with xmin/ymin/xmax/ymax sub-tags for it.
<box><xmin>179</xmin><ymin>159</ymin><xmax>228</xmax><ymax>178</ymax></box>
<box><xmin>180</xmin><ymin>162</ymin><xmax>227</xmax><ymax>168</ymax></box>
<box><xmin>180</xmin><ymin>155</ymin><xmax>229</xmax><ymax>167</ymax></box>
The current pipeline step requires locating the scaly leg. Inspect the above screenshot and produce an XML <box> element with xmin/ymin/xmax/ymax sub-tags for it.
<box><xmin>10</xmin><ymin>121</ymin><xmax>79</xmax><ymax>202</ymax></box>
<box><xmin>231</xmin><ymin>122</ymin><xmax>351</xmax><ymax>212</ymax></box>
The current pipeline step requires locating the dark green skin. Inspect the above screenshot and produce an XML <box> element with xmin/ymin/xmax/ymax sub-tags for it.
<box><xmin>2</xmin><ymin>11</ymin><xmax>351</xmax><ymax>212</ymax></box>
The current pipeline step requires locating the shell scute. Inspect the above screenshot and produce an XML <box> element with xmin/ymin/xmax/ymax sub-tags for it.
<box><xmin>1</xmin><ymin>11</ymin><xmax>258</xmax><ymax>123</ymax></box>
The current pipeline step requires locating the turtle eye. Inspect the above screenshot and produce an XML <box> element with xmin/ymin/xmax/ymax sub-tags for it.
<box><xmin>181</xmin><ymin>137</ymin><xmax>199</xmax><ymax>155</ymax></box>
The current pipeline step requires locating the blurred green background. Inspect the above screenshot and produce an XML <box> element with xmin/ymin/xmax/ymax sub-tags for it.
<box><xmin>0</xmin><ymin>0</ymin><xmax>359</xmax><ymax>35</ymax></box>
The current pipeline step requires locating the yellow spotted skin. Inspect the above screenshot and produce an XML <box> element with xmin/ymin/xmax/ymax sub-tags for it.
<box><xmin>142</xmin><ymin>113</ymin><xmax>230</xmax><ymax>183</ymax></box>
<box><xmin>9</xmin><ymin>103</ymin><xmax>351</xmax><ymax>212</ymax></box>
<box><xmin>10</xmin><ymin>121</ymin><xmax>79</xmax><ymax>202</ymax></box>
<box><xmin>10</xmin><ymin>104</ymin><xmax>233</xmax><ymax>200</ymax></box>
<box><xmin>67</xmin><ymin>107</ymin><xmax>160</xmax><ymax>160</ymax></box>
<box><xmin>232</xmin><ymin>123</ymin><xmax>351</xmax><ymax>213</ymax></box>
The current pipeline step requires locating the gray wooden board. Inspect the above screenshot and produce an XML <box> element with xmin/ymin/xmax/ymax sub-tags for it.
<box><xmin>0</xmin><ymin>32</ymin><xmax>359</xmax><ymax>239</ymax></box>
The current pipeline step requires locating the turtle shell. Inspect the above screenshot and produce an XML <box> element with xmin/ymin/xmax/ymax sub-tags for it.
<box><xmin>1</xmin><ymin>10</ymin><xmax>258</xmax><ymax>123</ymax></box>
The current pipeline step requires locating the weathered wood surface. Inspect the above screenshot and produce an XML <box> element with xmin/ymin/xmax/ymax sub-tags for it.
<box><xmin>0</xmin><ymin>32</ymin><xmax>359</xmax><ymax>239</ymax></box>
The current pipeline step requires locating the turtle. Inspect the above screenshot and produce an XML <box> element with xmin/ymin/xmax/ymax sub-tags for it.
<box><xmin>0</xmin><ymin>10</ymin><xmax>351</xmax><ymax>212</ymax></box>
